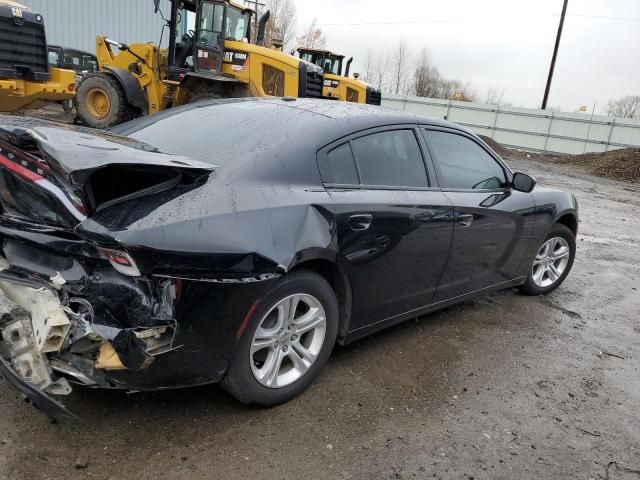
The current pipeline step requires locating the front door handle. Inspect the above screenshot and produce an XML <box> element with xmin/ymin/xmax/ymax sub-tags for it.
<box><xmin>348</xmin><ymin>214</ymin><xmax>373</xmax><ymax>231</ymax></box>
<box><xmin>457</xmin><ymin>214</ymin><xmax>474</xmax><ymax>228</ymax></box>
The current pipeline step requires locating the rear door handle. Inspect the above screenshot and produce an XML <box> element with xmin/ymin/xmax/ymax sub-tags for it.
<box><xmin>457</xmin><ymin>214</ymin><xmax>474</xmax><ymax>227</ymax></box>
<box><xmin>348</xmin><ymin>214</ymin><xmax>373</xmax><ymax>231</ymax></box>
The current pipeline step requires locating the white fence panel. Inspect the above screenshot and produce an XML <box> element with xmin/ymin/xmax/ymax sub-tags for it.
<box><xmin>382</xmin><ymin>94</ymin><xmax>640</xmax><ymax>155</ymax></box>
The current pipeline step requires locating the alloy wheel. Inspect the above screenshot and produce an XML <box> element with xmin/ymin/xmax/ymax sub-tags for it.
<box><xmin>250</xmin><ymin>293</ymin><xmax>327</xmax><ymax>388</ymax></box>
<box><xmin>532</xmin><ymin>236</ymin><xmax>571</xmax><ymax>288</ymax></box>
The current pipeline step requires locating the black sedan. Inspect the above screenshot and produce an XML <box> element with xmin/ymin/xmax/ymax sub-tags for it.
<box><xmin>0</xmin><ymin>99</ymin><xmax>578</xmax><ymax>419</ymax></box>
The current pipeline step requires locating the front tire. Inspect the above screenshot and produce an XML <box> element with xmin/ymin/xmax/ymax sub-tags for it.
<box><xmin>75</xmin><ymin>73</ymin><xmax>135</xmax><ymax>129</ymax></box>
<box><xmin>520</xmin><ymin>223</ymin><xmax>576</xmax><ymax>295</ymax></box>
<box><xmin>223</xmin><ymin>271</ymin><xmax>338</xmax><ymax>406</ymax></box>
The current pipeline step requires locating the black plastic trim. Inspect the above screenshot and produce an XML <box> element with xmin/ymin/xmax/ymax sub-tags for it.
<box><xmin>0</xmin><ymin>355</ymin><xmax>79</xmax><ymax>421</ymax></box>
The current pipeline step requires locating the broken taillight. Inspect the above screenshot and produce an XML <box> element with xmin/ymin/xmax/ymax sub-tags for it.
<box><xmin>98</xmin><ymin>248</ymin><xmax>141</xmax><ymax>277</ymax></box>
<box><xmin>0</xmin><ymin>143</ymin><xmax>88</xmax><ymax>220</ymax></box>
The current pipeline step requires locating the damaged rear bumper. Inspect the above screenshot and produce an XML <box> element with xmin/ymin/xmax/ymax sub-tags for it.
<box><xmin>0</xmin><ymin>236</ymin><xmax>276</xmax><ymax>420</ymax></box>
<box><xmin>0</xmin><ymin>271</ymin><xmax>175</xmax><ymax>421</ymax></box>
<box><xmin>0</xmin><ymin>353</ymin><xmax>78</xmax><ymax>421</ymax></box>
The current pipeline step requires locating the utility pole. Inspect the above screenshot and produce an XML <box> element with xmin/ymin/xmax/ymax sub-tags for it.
<box><xmin>542</xmin><ymin>0</ymin><xmax>568</xmax><ymax>109</ymax></box>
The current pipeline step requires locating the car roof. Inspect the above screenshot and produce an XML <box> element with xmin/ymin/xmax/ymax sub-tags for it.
<box><xmin>263</xmin><ymin>97</ymin><xmax>462</xmax><ymax>132</ymax></box>
<box><xmin>298</xmin><ymin>48</ymin><xmax>343</xmax><ymax>57</ymax></box>
<box><xmin>113</xmin><ymin>98</ymin><xmax>472</xmax><ymax>172</ymax></box>
<box><xmin>115</xmin><ymin>97</ymin><xmax>466</xmax><ymax>146</ymax></box>
<box><xmin>122</xmin><ymin>95</ymin><xmax>450</xmax><ymax>124</ymax></box>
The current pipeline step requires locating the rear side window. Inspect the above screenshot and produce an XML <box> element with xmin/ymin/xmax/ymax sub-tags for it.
<box><xmin>426</xmin><ymin>130</ymin><xmax>507</xmax><ymax>189</ymax></box>
<box><xmin>350</xmin><ymin>130</ymin><xmax>428</xmax><ymax>187</ymax></box>
<box><xmin>325</xmin><ymin>143</ymin><xmax>359</xmax><ymax>184</ymax></box>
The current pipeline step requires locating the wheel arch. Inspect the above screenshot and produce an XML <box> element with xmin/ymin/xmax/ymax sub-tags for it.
<box><xmin>290</xmin><ymin>258</ymin><xmax>353</xmax><ymax>345</ymax></box>
<box><xmin>101</xmin><ymin>66</ymin><xmax>147</xmax><ymax>112</ymax></box>
<box><xmin>555</xmin><ymin>210</ymin><xmax>578</xmax><ymax>236</ymax></box>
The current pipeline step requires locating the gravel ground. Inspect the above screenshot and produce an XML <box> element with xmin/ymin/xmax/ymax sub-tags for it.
<box><xmin>0</xmin><ymin>153</ymin><xmax>638</xmax><ymax>480</ymax></box>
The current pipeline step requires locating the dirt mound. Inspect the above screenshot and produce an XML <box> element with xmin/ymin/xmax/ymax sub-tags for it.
<box><xmin>480</xmin><ymin>135</ymin><xmax>640</xmax><ymax>183</ymax></box>
<box><xmin>479</xmin><ymin>135</ymin><xmax>513</xmax><ymax>157</ymax></box>
<box><xmin>550</xmin><ymin>148</ymin><xmax>640</xmax><ymax>183</ymax></box>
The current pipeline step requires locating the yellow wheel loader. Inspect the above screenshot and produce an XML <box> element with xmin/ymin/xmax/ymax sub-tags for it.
<box><xmin>75</xmin><ymin>0</ymin><xmax>324</xmax><ymax>129</ymax></box>
<box><xmin>297</xmin><ymin>48</ymin><xmax>381</xmax><ymax>105</ymax></box>
<box><xmin>0</xmin><ymin>1</ymin><xmax>76</xmax><ymax>113</ymax></box>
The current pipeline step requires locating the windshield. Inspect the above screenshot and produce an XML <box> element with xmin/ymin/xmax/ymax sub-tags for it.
<box><xmin>300</xmin><ymin>51</ymin><xmax>323</xmax><ymax>69</ymax></box>
<box><xmin>226</xmin><ymin>6</ymin><xmax>250</xmax><ymax>41</ymax></box>
<box><xmin>299</xmin><ymin>51</ymin><xmax>342</xmax><ymax>75</ymax></box>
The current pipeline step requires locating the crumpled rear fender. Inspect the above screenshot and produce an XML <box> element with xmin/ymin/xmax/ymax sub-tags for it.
<box><xmin>76</xmin><ymin>184</ymin><xmax>338</xmax><ymax>278</ymax></box>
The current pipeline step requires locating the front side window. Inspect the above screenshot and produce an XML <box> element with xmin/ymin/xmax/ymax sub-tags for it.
<box><xmin>300</xmin><ymin>51</ymin><xmax>324</xmax><ymax>68</ymax></box>
<box><xmin>47</xmin><ymin>48</ymin><xmax>60</xmax><ymax>66</ymax></box>
<box><xmin>63</xmin><ymin>52</ymin><xmax>80</xmax><ymax>66</ymax></box>
<box><xmin>83</xmin><ymin>56</ymin><xmax>97</xmax><ymax>72</ymax></box>
<box><xmin>300</xmin><ymin>52</ymin><xmax>314</xmax><ymax>63</ymax></box>
<box><xmin>198</xmin><ymin>2</ymin><xmax>224</xmax><ymax>46</ymax></box>
<box><xmin>426</xmin><ymin>130</ymin><xmax>507</xmax><ymax>190</ymax></box>
<box><xmin>350</xmin><ymin>130</ymin><xmax>428</xmax><ymax>188</ymax></box>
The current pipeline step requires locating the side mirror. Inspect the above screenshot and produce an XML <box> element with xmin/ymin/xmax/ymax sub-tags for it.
<box><xmin>153</xmin><ymin>0</ymin><xmax>160</xmax><ymax>13</ymax></box>
<box><xmin>512</xmin><ymin>172</ymin><xmax>536</xmax><ymax>193</ymax></box>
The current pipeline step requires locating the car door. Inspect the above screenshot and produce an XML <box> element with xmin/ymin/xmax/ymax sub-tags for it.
<box><xmin>194</xmin><ymin>1</ymin><xmax>226</xmax><ymax>74</ymax></box>
<box><xmin>317</xmin><ymin>126</ymin><xmax>454</xmax><ymax>333</ymax></box>
<box><xmin>421</xmin><ymin>127</ymin><xmax>537</xmax><ymax>302</ymax></box>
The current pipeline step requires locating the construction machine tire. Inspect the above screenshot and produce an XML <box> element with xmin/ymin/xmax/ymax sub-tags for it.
<box><xmin>75</xmin><ymin>73</ymin><xmax>135</xmax><ymax>129</ymax></box>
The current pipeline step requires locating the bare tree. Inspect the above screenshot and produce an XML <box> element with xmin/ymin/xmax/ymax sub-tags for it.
<box><xmin>262</xmin><ymin>0</ymin><xmax>297</xmax><ymax>50</ymax></box>
<box><xmin>410</xmin><ymin>48</ymin><xmax>477</xmax><ymax>101</ymax></box>
<box><xmin>606</xmin><ymin>95</ymin><xmax>640</xmax><ymax>118</ymax></box>
<box><xmin>484</xmin><ymin>87</ymin><xmax>506</xmax><ymax>105</ymax></box>
<box><xmin>296</xmin><ymin>18</ymin><xmax>326</xmax><ymax>49</ymax></box>
<box><xmin>412</xmin><ymin>48</ymin><xmax>442</xmax><ymax>98</ymax></box>
<box><xmin>368</xmin><ymin>41</ymin><xmax>480</xmax><ymax>100</ymax></box>
<box><xmin>362</xmin><ymin>49</ymin><xmax>375</xmax><ymax>84</ymax></box>
<box><xmin>392</xmin><ymin>37</ymin><xmax>410</xmax><ymax>95</ymax></box>
<box><xmin>371</xmin><ymin>53</ymin><xmax>390</xmax><ymax>92</ymax></box>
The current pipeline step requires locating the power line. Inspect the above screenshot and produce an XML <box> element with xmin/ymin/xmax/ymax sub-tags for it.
<box><xmin>318</xmin><ymin>13</ymin><xmax>640</xmax><ymax>27</ymax></box>
<box><xmin>556</xmin><ymin>13</ymin><xmax>640</xmax><ymax>22</ymax></box>
<box><xmin>319</xmin><ymin>20</ymin><xmax>464</xmax><ymax>26</ymax></box>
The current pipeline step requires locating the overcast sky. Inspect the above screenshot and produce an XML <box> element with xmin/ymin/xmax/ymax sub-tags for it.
<box><xmin>294</xmin><ymin>0</ymin><xmax>640</xmax><ymax>112</ymax></box>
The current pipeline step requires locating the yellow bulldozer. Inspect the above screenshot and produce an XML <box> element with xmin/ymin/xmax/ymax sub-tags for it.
<box><xmin>0</xmin><ymin>1</ymin><xmax>76</xmax><ymax>113</ymax></box>
<box><xmin>75</xmin><ymin>0</ymin><xmax>324</xmax><ymax>128</ymax></box>
<box><xmin>297</xmin><ymin>48</ymin><xmax>381</xmax><ymax>105</ymax></box>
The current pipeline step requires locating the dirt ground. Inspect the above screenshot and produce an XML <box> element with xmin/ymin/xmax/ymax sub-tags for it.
<box><xmin>0</xmin><ymin>151</ymin><xmax>639</xmax><ymax>479</ymax></box>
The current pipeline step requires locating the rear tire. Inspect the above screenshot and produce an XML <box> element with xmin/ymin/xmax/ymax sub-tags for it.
<box><xmin>75</xmin><ymin>73</ymin><xmax>135</xmax><ymax>129</ymax></box>
<box><xmin>520</xmin><ymin>223</ymin><xmax>576</xmax><ymax>295</ymax></box>
<box><xmin>222</xmin><ymin>271</ymin><xmax>338</xmax><ymax>406</ymax></box>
